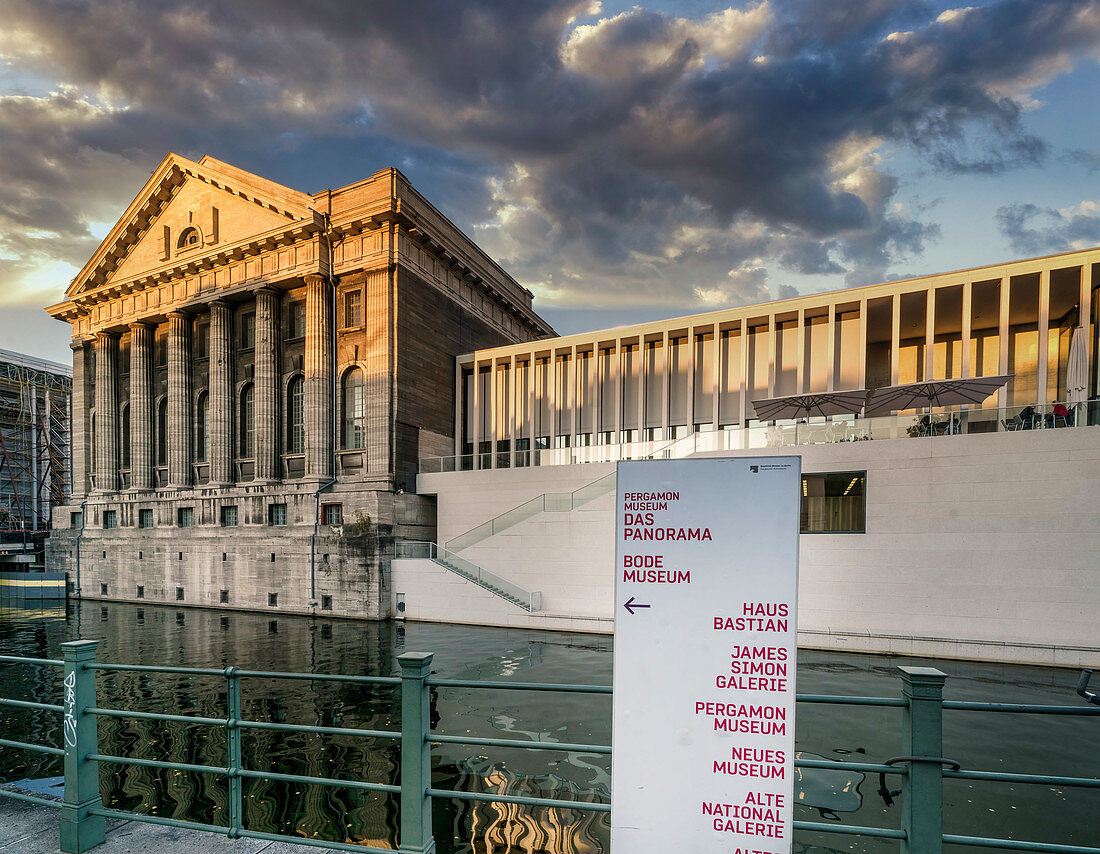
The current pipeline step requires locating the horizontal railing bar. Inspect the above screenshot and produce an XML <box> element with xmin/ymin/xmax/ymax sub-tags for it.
<box><xmin>798</xmin><ymin>694</ymin><xmax>908</xmax><ymax>707</ymax></box>
<box><xmin>944</xmin><ymin>769</ymin><xmax>1100</xmax><ymax>789</ymax></box>
<box><xmin>86</xmin><ymin>706</ymin><xmax>227</xmax><ymax>727</ymax></box>
<box><xmin>235</xmin><ymin>719</ymin><xmax>400</xmax><ymax>740</ymax></box>
<box><xmin>0</xmin><ymin>788</ymin><xmax>63</xmax><ymax>808</ymax></box>
<box><xmin>942</xmin><ymin>701</ymin><xmax>1100</xmax><ymax>716</ymax></box>
<box><xmin>232</xmin><ymin>669</ymin><xmax>400</xmax><ymax>686</ymax></box>
<box><xmin>427</xmin><ymin>678</ymin><xmax>612</xmax><ymax>694</ymax></box>
<box><xmin>431</xmin><ymin>734</ymin><xmax>612</xmax><ymax>754</ymax></box>
<box><xmin>89</xmin><ymin>754</ymin><xmax>228</xmax><ymax>776</ymax></box>
<box><xmin>794</xmin><ymin>820</ymin><xmax>906</xmax><ymax>839</ymax></box>
<box><xmin>796</xmin><ymin>758</ymin><xmax>907</xmax><ymax>775</ymax></box>
<box><xmin>236</xmin><ymin>768</ymin><xmax>401</xmax><ymax>794</ymax></box>
<box><xmin>87</xmin><ymin>808</ymin><xmax>396</xmax><ymax>854</ymax></box>
<box><xmin>943</xmin><ymin>834</ymin><xmax>1100</xmax><ymax>854</ymax></box>
<box><xmin>0</xmin><ymin>655</ymin><xmax>62</xmax><ymax>667</ymax></box>
<box><xmin>0</xmin><ymin>697</ymin><xmax>63</xmax><ymax>713</ymax></box>
<box><xmin>0</xmin><ymin>737</ymin><xmax>64</xmax><ymax>757</ymax></box>
<box><xmin>427</xmin><ymin>788</ymin><xmax>610</xmax><ymax>812</ymax></box>
<box><xmin>89</xmin><ymin>663</ymin><xmax>227</xmax><ymax>676</ymax></box>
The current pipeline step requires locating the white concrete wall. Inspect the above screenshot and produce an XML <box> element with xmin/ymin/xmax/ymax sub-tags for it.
<box><xmin>416</xmin><ymin>429</ymin><xmax>1100</xmax><ymax>666</ymax></box>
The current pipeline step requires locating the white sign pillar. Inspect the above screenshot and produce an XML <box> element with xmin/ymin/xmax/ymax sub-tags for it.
<box><xmin>612</xmin><ymin>456</ymin><xmax>801</xmax><ymax>853</ymax></box>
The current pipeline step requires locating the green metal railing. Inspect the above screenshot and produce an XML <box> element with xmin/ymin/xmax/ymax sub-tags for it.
<box><xmin>1</xmin><ymin>645</ymin><xmax>1098</xmax><ymax>853</ymax></box>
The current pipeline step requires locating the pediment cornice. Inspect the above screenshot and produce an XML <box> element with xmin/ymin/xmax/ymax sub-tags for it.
<box><xmin>65</xmin><ymin>153</ymin><xmax>319</xmax><ymax>302</ymax></box>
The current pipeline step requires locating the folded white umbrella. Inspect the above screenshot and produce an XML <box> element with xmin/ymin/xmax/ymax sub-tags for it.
<box><xmin>1065</xmin><ymin>326</ymin><xmax>1088</xmax><ymax>406</ymax></box>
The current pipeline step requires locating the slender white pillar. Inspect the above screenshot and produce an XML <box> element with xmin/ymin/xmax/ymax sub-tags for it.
<box><xmin>128</xmin><ymin>322</ymin><xmax>154</xmax><ymax>490</ymax></box>
<box><xmin>1038</xmin><ymin>269</ymin><xmax>1050</xmax><ymax>405</ymax></box>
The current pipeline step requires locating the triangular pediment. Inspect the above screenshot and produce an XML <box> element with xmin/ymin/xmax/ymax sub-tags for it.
<box><xmin>66</xmin><ymin>153</ymin><xmax>320</xmax><ymax>299</ymax></box>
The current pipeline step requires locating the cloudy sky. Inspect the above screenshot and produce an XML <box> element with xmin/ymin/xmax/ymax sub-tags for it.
<box><xmin>1</xmin><ymin>0</ymin><xmax>1099</xmax><ymax>363</ymax></box>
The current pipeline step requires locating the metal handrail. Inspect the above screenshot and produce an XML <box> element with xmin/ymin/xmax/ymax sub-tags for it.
<box><xmin>1</xmin><ymin>650</ymin><xmax>1098</xmax><ymax>854</ymax></box>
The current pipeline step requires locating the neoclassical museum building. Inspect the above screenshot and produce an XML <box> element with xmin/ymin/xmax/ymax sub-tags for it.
<box><xmin>46</xmin><ymin>154</ymin><xmax>551</xmax><ymax>617</ymax></box>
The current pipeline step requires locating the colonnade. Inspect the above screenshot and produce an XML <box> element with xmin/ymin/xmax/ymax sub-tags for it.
<box><xmin>459</xmin><ymin>261</ymin><xmax>1098</xmax><ymax>461</ymax></box>
<box><xmin>74</xmin><ymin>273</ymin><xmax>333</xmax><ymax>497</ymax></box>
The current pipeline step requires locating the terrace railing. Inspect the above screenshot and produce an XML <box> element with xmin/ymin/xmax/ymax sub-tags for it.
<box><xmin>421</xmin><ymin>400</ymin><xmax>1097</xmax><ymax>473</ymax></box>
<box><xmin>393</xmin><ymin>541</ymin><xmax>542</xmax><ymax>611</ymax></box>
<box><xmin>1</xmin><ymin>644</ymin><xmax>1099</xmax><ymax>853</ymax></box>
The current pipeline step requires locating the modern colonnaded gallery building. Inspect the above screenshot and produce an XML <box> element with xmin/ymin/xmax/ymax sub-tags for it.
<box><xmin>48</xmin><ymin>155</ymin><xmax>1100</xmax><ymax>666</ymax></box>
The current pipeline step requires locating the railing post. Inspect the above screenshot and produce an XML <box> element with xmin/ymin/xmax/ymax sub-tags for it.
<box><xmin>225</xmin><ymin>667</ymin><xmax>243</xmax><ymax>838</ymax></box>
<box><xmin>60</xmin><ymin>640</ymin><xmax>105</xmax><ymax>853</ymax></box>
<box><xmin>398</xmin><ymin>652</ymin><xmax>436</xmax><ymax>854</ymax></box>
<box><xmin>900</xmin><ymin>666</ymin><xmax>947</xmax><ymax>854</ymax></box>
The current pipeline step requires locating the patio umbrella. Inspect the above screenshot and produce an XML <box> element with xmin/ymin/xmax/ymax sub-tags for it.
<box><xmin>865</xmin><ymin>374</ymin><xmax>1012</xmax><ymax>414</ymax></box>
<box><xmin>1065</xmin><ymin>326</ymin><xmax>1088</xmax><ymax>406</ymax></box>
<box><xmin>751</xmin><ymin>389</ymin><xmax>868</xmax><ymax>422</ymax></box>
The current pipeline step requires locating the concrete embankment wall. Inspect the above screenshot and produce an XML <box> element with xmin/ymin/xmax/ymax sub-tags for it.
<box><xmin>412</xmin><ymin>428</ymin><xmax>1100</xmax><ymax>667</ymax></box>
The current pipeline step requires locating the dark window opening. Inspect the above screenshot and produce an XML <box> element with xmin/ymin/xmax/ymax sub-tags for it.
<box><xmin>321</xmin><ymin>595</ymin><xmax>333</xmax><ymax>611</ymax></box>
<box><xmin>800</xmin><ymin>472</ymin><xmax>866</xmax><ymax>534</ymax></box>
<box><xmin>176</xmin><ymin>587</ymin><xmax>184</xmax><ymax>601</ymax></box>
<box><xmin>268</xmin><ymin>592</ymin><xmax>278</xmax><ymax>607</ymax></box>
<box><xmin>220</xmin><ymin>590</ymin><xmax>229</xmax><ymax>604</ymax></box>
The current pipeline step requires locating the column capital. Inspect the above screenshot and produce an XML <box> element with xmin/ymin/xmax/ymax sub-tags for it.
<box><xmin>303</xmin><ymin>273</ymin><xmax>328</xmax><ymax>288</ymax></box>
<box><xmin>94</xmin><ymin>330</ymin><xmax>119</xmax><ymax>342</ymax></box>
<box><xmin>128</xmin><ymin>319</ymin><xmax>154</xmax><ymax>332</ymax></box>
<box><xmin>70</xmin><ymin>339</ymin><xmax>86</xmax><ymax>352</ymax></box>
<box><xmin>255</xmin><ymin>285</ymin><xmax>281</xmax><ymax>298</ymax></box>
<box><xmin>208</xmin><ymin>298</ymin><xmax>231</xmax><ymax>310</ymax></box>
<box><xmin>166</xmin><ymin>309</ymin><xmax>193</xmax><ymax>321</ymax></box>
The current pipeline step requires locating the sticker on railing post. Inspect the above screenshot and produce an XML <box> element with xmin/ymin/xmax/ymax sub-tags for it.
<box><xmin>612</xmin><ymin>457</ymin><xmax>800</xmax><ymax>853</ymax></box>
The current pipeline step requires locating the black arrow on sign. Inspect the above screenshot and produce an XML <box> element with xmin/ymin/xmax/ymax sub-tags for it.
<box><xmin>623</xmin><ymin>597</ymin><xmax>651</xmax><ymax>615</ymax></box>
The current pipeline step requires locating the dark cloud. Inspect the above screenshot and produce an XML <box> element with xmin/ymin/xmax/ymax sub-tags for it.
<box><xmin>0</xmin><ymin>0</ymin><xmax>1096</xmax><ymax>323</ymax></box>
<box><xmin>996</xmin><ymin>201</ymin><xmax>1100</xmax><ymax>256</ymax></box>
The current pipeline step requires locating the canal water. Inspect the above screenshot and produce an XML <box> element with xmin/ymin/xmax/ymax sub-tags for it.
<box><xmin>0</xmin><ymin>601</ymin><xmax>1096</xmax><ymax>853</ymax></box>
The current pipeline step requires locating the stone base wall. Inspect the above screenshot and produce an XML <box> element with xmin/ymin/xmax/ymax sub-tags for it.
<box><xmin>47</xmin><ymin>484</ymin><xmax>438</xmax><ymax>620</ymax></box>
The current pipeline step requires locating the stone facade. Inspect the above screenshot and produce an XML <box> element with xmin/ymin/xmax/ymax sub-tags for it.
<box><xmin>46</xmin><ymin>153</ymin><xmax>552</xmax><ymax>618</ymax></box>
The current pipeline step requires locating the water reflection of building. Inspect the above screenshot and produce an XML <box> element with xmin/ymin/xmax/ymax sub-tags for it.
<box><xmin>450</xmin><ymin>757</ymin><xmax>610</xmax><ymax>854</ymax></box>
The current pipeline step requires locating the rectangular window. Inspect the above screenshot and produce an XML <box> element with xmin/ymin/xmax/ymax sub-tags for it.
<box><xmin>176</xmin><ymin>587</ymin><xmax>184</xmax><ymax>601</ymax></box>
<box><xmin>801</xmin><ymin>472</ymin><xmax>866</xmax><ymax>534</ymax></box>
<box><xmin>136</xmin><ymin>585</ymin><xmax>144</xmax><ymax>599</ymax></box>
<box><xmin>155</xmin><ymin>332</ymin><xmax>167</xmax><ymax>367</ymax></box>
<box><xmin>343</xmin><ymin>290</ymin><xmax>362</xmax><ymax>327</ymax></box>
<box><xmin>196</xmin><ymin>323</ymin><xmax>210</xmax><ymax>359</ymax></box>
<box><xmin>268</xmin><ymin>593</ymin><xmax>278</xmax><ymax>607</ymax></box>
<box><xmin>321</xmin><ymin>595</ymin><xmax>333</xmax><ymax>611</ymax></box>
<box><xmin>289</xmin><ymin>300</ymin><xmax>306</xmax><ymax>339</ymax></box>
<box><xmin>103</xmin><ymin>510</ymin><xmax>117</xmax><ymax>529</ymax></box>
<box><xmin>220</xmin><ymin>590</ymin><xmax>229</xmax><ymax>604</ymax></box>
<box><xmin>240</xmin><ymin>312</ymin><xmax>255</xmax><ymax>349</ymax></box>
<box><xmin>100</xmin><ymin>583</ymin><xmax>108</xmax><ymax>595</ymax></box>
<box><xmin>321</xmin><ymin>503</ymin><xmax>343</xmax><ymax>526</ymax></box>
<box><xmin>138</xmin><ymin>509</ymin><xmax>153</xmax><ymax>529</ymax></box>
<box><xmin>268</xmin><ymin>503</ymin><xmax>287</xmax><ymax>526</ymax></box>
<box><xmin>177</xmin><ymin>507</ymin><xmax>194</xmax><ymax>528</ymax></box>
<box><xmin>220</xmin><ymin>505</ymin><xmax>238</xmax><ymax>527</ymax></box>
<box><xmin>71</xmin><ymin>511</ymin><xmax>82</xmax><ymax>528</ymax></box>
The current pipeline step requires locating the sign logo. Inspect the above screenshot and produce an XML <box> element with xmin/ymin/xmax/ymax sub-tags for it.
<box><xmin>749</xmin><ymin>465</ymin><xmax>759</xmax><ymax>473</ymax></box>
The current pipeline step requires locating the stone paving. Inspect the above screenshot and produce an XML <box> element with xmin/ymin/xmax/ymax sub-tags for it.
<box><xmin>0</xmin><ymin>796</ymin><xmax>345</xmax><ymax>854</ymax></box>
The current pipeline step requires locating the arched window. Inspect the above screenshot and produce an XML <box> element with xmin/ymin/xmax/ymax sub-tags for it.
<box><xmin>177</xmin><ymin>227</ymin><xmax>200</xmax><ymax>249</ymax></box>
<box><xmin>286</xmin><ymin>376</ymin><xmax>304</xmax><ymax>453</ymax></box>
<box><xmin>342</xmin><ymin>368</ymin><xmax>365</xmax><ymax>450</ymax></box>
<box><xmin>120</xmin><ymin>403</ymin><xmax>130</xmax><ymax>469</ymax></box>
<box><xmin>239</xmin><ymin>384</ymin><xmax>254</xmax><ymax>458</ymax></box>
<box><xmin>196</xmin><ymin>392</ymin><xmax>209</xmax><ymax>462</ymax></box>
<box><xmin>157</xmin><ymin>399</ymin><xmax>168</xmax><ymax>466</ymax></box>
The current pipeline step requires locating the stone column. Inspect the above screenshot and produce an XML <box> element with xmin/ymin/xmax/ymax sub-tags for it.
<box><xmin>208</xmin><ymin>300</ymin><xmax>233</xmax><ymax>485</ymax></box>
<box><xmin>128</xmin><ymin>322</ymin><xmax>154</xmax><ymax>490</ymax></box>
<box><xmin>167</xmin><ymin>311</ymin><xmax>192</xmax><ymax>487</ymax></box>
<box><xmin>70</xmin><ymin>341</ymin><xmax>88</xmax><ymax>499</ymax></box>
<box><xmin>304</xmin><ymin>273</ymin><xmax>333</xmax><ymax>479</ymax></box>
<box><xmin>254</xmin><ymin>287</ymin><xmax>280</xmax><ymax>481</ymax></box>
<box><xmin>93</xmin><ymin>332</ymin><xmax>119</xmax><ymax>492</ymax></box>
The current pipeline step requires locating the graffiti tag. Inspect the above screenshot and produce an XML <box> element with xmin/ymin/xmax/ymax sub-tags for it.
<box><xmin>63</xmin><ymin>670</ymin><xmax>77</xmax><ymax>748</ymax></box>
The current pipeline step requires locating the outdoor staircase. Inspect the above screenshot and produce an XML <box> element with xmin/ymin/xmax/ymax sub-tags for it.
<box><xmin>394</xmin><ymin>541</ymin><xmax>542</xmax><ymax>611</ymax></box>
<box><xmin>445</xmin><ymin>471</ymin><xmax>617</xmax><ymax>553</ymax></box>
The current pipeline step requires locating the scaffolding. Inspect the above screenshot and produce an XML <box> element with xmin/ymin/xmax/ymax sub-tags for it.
<box><xmin>0</xmin><ymin>348</ymin><xmax>71</xmax><ymax>537</ymax></box>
